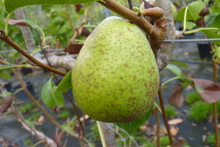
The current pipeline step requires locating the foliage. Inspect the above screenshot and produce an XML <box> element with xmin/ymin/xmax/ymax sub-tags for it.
<box><xmin>206</xmin><ymin>132</ymin><xmax>220</xmax><ymax>146</ymax></box>
<box><xmin>19</xmin><ymin>102</ymin><xmax>34</xmax><ymax>113</ymax></box>
<box><xmin>165</xmin><ymin>105</ymin><xmax>178</xmax><ymax>117</ymax></box>
<box><xmin>41</xmin><ymin>77</ymin><xmax>64</xmax><ymax>108</ymax></box>
<box><xmin>57</xmin><ymin>110</ymin><xmax>70</xmax><ymax>119</ymax></box>
<box><xmin>160</xmin><ymin>135</ymin><xmax>170</xmax><ymax>146</ymax></box>
<box><xmin>189</xmin><ymin>101</ymin><xmax>212</xmax><ymax>122</ymax></box>
<box><xmin>185</xmin><ymin>91</ymin><xmax>201</xmax><ymax>104</ymax></box>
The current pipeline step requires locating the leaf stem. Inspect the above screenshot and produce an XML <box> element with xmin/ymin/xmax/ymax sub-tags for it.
<box><xmin>183</xmin><ymin>6</ymin><xmax>188</xmax><ymax>32</ymax></box>
<box><xmin>161</xmin><ymin>77</ymin><xmax>179</xmax><ymax>87</ymax></box>
<box><xmin>97</xmin><ymin>121</ymin><xmax>107</xmax><ymax>147</ymax></box>
<box><xmin>184</xmin><ymin>27</ymin><xmax>219</xmax><ymax>34</ymax></box>
<box><xmin>5</xmin><ymin>13</ymin><xmax>12</xmax><ymax>36</ymax></box>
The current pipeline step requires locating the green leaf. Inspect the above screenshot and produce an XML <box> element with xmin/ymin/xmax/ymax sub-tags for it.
<box><xmin>41</xmin><ymin>77</ymin><xmax>64</xmax><ymax>108</ymax></box>
<box><xmin>117</xmin><ymin>106</ymin><xmax>153</xmax><ymax>135</ymax></box>
<box><xmin>0</xmin><ymin>91</ymin><xmax>12</xmax><ymax>97</ymax></box>
<box><xmin>0</xmin><ymin>72</ymin><xmax>10</xmax><ymax>80</ymax></box>
<box><xmin>22</xmin><ymin>19</ymin><xmax>39</xmax><ymax>28</ymax></box>
<box><xmin>165</xmin><ymin>64</ymin><xmax>182</xmax><ymax>77</ymax></box>
<box><xmin>25</xmin><ymin>119</ymin><xmax>35</xmax><ymax>127</ymax></box>
<box><xmin>176</xmin><ymin>1</ymin><xmax>206</xmax><ymax>22</ymax></box>
<box><xmin>0</xmin><ymin>64</ymin><xmax>33</xmax><ymax>71</ymax></box>
<box><xmin>185</xmin><ymin>21</ymin><xmax>196</xmax><ymax>30</ymax></box>
<box><xmin>55</xmin><ymin>70</ymin><xmax>72</xmax><ymax>93</ymax></box>
<box><xmin>4</xmin><ymin>0</ymin><xmax>96</xmax><ymax>14</ymax></box>
<box><xmin>169</xmin><ymin>61</ymin><xmax>189</xmax><ymax>68</ymax></box>
<box><xmin>210</xmin><ymin>0</ymin><xmax>220</xmax><ymax>13</ymax></box>
<box><xmin>201</xmin><ymin>29</ymin><xmax>220</xmax><ymax>45</ymax></box>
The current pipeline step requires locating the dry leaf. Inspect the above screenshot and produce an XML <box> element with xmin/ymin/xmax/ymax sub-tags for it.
<box><xmin>168</xmin><ymin>118</ymin><xmax>183</xmax><ymax>125</ymax></box>
<box><xmin>191</xmin><ymin>123</ymin><xmax>197</xmax><ymax>127</ymax></box>
<box><xmin>0</xmin><ymin>94</ymin><xmax>13</xmax><ymax>116</ymax></box>
<box><xmin>81</xmin><ymin>27</ymin><xmax>90</xmax><ymax>37</ymax></box>
<box><xmin>140</xmin><ymin>125</ymin><xmax>148</xmax><ymax>132</ymax></box>
<box><xmin>174</xmin><ymin>137</ymin><xmax>186</xmax><ymax>147</ymax></box>
<box><xmin>218</xmin><ymin>124</ymin><xmax>220</xmax><ymax>129</ymax></box>
<box><xmin>79</xmin><ymin>114</ymin><xmax>89</xmax><ymax>122</ymax></box>
<box><xmin>37</xmin><ymin>115</ymin><xmax>45</xmax><ymax>123</ymax></box>
<box><xmin>170</xmin><ymin>126</ymin><xmax>179</xmax><ymax>136</ymax></box>
<box><xmin>168</xmin><ymin>84</ymin><xmax>184</xmax><ymax>108</ymax></box>
<box><xmin>192</xmin><ymin>79</ymin><xmax>220</xmax><ymax>103</ymax></box>
<box><xmin>53</xmin><ymin>131</ymin><xmax>63</xmax><ymax>147</ymax></box>
<box><xmin>146</xmin><ymin>127</ymin><xmax>155</xmax><ymax>136</ymax></box>
<box><xmin>8</xmin><ymin>19</ymin><xmax>31</xmax><ymax>27</ymax></box>
<box><xmin>74</xmin><ymin>4</ymin><xmax>83</xmax><ymax>13</ymax></box>
<box><xmin>63</xmin><ymin>44</ymin><xmax>83</xmax><ymax>54</ymax></box>
<box><xmin>202</xmin><ymin>135</ymin><xmax>206</xmax><ymax>143</ymax></box>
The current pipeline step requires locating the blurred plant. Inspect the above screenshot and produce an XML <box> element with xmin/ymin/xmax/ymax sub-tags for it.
<box><xmin>160</xmin><ymin>135</ymin><xmax>170</xmax><ymax>146</ymax></box>
<box><xmin>189</xmin><ymin>101</ymin><xmax>212</xmax><ymax>122</ymax></box>
<box><xmin>185</xmin><ymin>91</ymin><xmax>201</xmax><ymax>104</ymax></box>
<box><xmin>165</xmin><ymin>105</ymin><xmax>178</xmax><ymax>117</ymax></box>
<box><xmin>206</xmin><ymin>132</ymin><xmax>220</xmax><ymax>146</ymax></box>
<box><xmin>19</xmin><ymin>102</ymin><xmax>34</xmax><ymax>113</ymax></box>
<box><xmin>57</xmin><ymin>109</ymin><xmax>70</xmax><ymax>119</ymax></box>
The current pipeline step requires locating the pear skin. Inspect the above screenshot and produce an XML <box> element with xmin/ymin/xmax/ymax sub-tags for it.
<box><xmin>72</xmin><ymin>16</ymin><xmax>159</xmax><ymax>122</ymax></box>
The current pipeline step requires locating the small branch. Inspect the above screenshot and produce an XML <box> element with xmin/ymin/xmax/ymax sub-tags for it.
<box><xmin>155</xmin><ymin>108</ymin><xmax>161</xmax><ymax>147</ymax></box>
<box><xmin>158</xmin><ymin>85</ymin><xmax>174</xmax><ymax>146</ymax></box>
<box><xmin>10</xmin><ymin>105</ymin><xmax>56</xmax><ymax>147</ymax></box>
<box><xmin>11</xmin><ymin>68</ymin><xmax>78</xmax><ymax>139</ymax></box>
<box><xmin>141</xmin><ymin>7</ymin><xmax>164</xmax><ymax>19</ymax></box>
<box><xmin>66</xmin><ymin>5</ymin><xmax>75</xmax><ymax>34</ymax></box>
<box><xmin>69</xmin><ymin>6</ymin><xmax>90</xmax><ymax>44</ymax></box>
<box><xmin>0</xmin><ymin>30</ymin><xmax>66</xmax><ymax>76</ymax></box>
<box><xmin>155</xmin><ymin>0</ymin><xmax>176</xmax><ymax>71</ymax></box>
<box><xmin>98</xmin><ymin>0</ymin><xmax>167</xmax><ymax>52</ymax></box>
<box><xmin>203</xmin><ymin>18</ymin><xmax>219</xmax><ymax>147</ymax></box>
<box><xmin>127</xmin><ymin>0</ymin><xmax>133</xmax><ymax>10</ymax></box>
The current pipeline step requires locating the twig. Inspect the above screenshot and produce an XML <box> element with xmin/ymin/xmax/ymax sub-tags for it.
<box><xmin>66</xmin><ymin>5</ymin><xmax>75</xmax><ymax>34</ymax></box>
<box><xmin>69</xmin><ymin>6</ymin><xmax>90</xmax><ymax>44</ymax></box>
<box><xmin>155</xmin><ymin>108</ymin><xmax>161</xmax><ymax>147</ymax></box>
<box><xmin>158</xmin><ymin>85</ymin><xmax>174</xmax><ymax>146</ymax></box>
<box><xmin>10</xmin><ymin>105</ymin><xmax>56</xmax><ymax>147</ymax></box>
<box><xmin>0</xmin><ymin>30</ymin><xmax>66</xmax><ymax>76</ymax></box>
<box><xmin>11</xmin><ymin>68</ymin><xmax>78</xmax><ymax>139</ymax></box>
<box><xmin>98</xmin><ymin>0</ymin><xmax>167</xmax><ymax>52</ymax></box>
<box><xmin>127</xmin><ymin>0</ymin><xmax>133</xmax><ymax>10</ymax></box>
<box><xmin>203</xmin><ymin>18</ymin><xmax>219</xmax><ymax>147</ymax></box>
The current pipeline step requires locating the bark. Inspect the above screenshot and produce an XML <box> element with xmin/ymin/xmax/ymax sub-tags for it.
<box><xmin>14</xmin><ymin>8</ymin><xmax>36</xmax><ymax>51</ymax></box>
<box><xmin>155</xmin><ymin>0</ymin><xmax>176</xmax><ymax>71</ymax></box>
<box><xmin>37</xmin><ymin>53</ymin><xmax>76</xmax><ymax>70</ymax></box>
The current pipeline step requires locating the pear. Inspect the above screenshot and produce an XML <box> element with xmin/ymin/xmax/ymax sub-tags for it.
<box><xmin>71</xmin><ymin>16</ymin><xmax>159</xmax><ymax>122</ymax></box>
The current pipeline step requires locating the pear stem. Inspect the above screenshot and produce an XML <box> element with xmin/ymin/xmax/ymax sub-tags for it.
<box><xmin>98</xmin><ymin>0</ymin><xmax>167</xmax><ymax>52</ymax></box>
<box><xmin>98</xmin><ymin>0</ymin><xmax>153</xmax><ymax>33</ymax></box>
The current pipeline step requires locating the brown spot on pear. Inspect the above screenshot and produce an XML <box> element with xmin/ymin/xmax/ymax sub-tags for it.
<box><xmin>71</xmin><ymin>16</ymin><xmax>159</xmax><ymax>123</ymax></box>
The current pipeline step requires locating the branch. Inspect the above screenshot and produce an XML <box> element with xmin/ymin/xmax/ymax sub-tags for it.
<box><xmin>11</xmin><ymin>68</ymin><xmax>78</xmax><ymax>139</ymax></box>
<box><xmin>0</xmin><ymin>30</ymin><xmax>66</xmax><ymax>76</ymax></box>
<box><xmin>69</xmin><ymin>6</ymin><xmax>90</xmax><ymax>44</ymax></box>
<box><xmin>155</xmin><ymin>0</ymin><xmax>176</xmax><ymax>71</ymax></box>
<box><xmin>10</xmin><ymin>105</ymin><xmax>57</xmax><ymax>147</ymax></box>
<box><xmin>98</xmin><ymin>0</ymin><xmax>167</xmax><ymax>52</ymax></box>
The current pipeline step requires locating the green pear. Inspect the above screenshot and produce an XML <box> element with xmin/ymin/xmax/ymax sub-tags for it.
<box><xmin>71</xmin><ymin>16</ymin><xmax>159</xmax><ymax>122</ymax></box>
